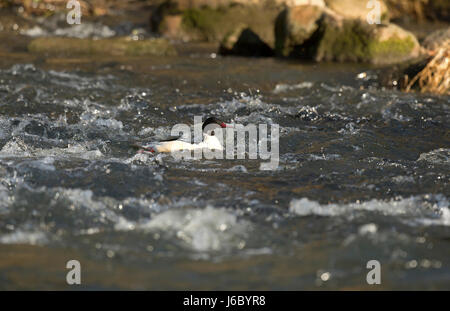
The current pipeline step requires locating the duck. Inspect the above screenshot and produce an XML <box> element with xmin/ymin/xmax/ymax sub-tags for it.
<box><xmin>132</xmin><ymin>117</ymin><xmax>232</xmax><ymax>153</ymax></box>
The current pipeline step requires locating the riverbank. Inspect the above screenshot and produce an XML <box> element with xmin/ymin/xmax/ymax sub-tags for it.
<box><xmin>1</xmin><ymin>0</ymin><xmax>449</xmax><ymax>95</ymax></box>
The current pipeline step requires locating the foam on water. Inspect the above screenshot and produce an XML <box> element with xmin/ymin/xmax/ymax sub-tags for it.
<box><xmin>418</xmin><ymin>148</ymin><xmax>450</xmax><ymax>165</ymax></box>
<box><xmin>0</xmin><ymin>184</ymin><xmax>10</xmax><ymax>213</ymax></box>
<box><xmin>0</xmin><ymin>139</ymin><xmax>32</xmax><ymax>157</ymax></box>
<box><xmin>289</xmin><ymin>195</ymin><xmax>450</xmax><ymax>226</ymax></box>
<box><xmin>0</xmin><ymin>230</ymin><xmax>47</xmax><ymax>245</ymax></box>
<box><xmin>21</xmin><ymin>23</ymin><xmax>116</xmax><ymax>39</ymax></box>
<box><xmin>118</xmin><ymin>206</ymin><xmax>250</xmax><ymax>252</ymax></box>
<box><xmin>175</xmin><ymin>93</ymin><xmax>298</xmax><ymax>123</ymax></box>
<box><xmin>26</xmin><ymin>156</ymin><xmax>56</xmax><ymax>171</ymax></box>
<box><xmin>54</xmin><ymin>23</ymin><xmax>116</xmax><ymax>38</ymax></box>
<box><xmin>0</xmin><ymin>139</ymin><xmax>103</xmax><ymax>160</ymax></box>
<box><xmin>273</xmin><ymin>82</ymin><xmax>314</xmax><ymax>94</ymax></box>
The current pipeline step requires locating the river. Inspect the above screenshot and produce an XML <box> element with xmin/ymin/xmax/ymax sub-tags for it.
<box><xmin>0</xmin><ymin>41</ymin><xmax>449</xmax><ymax>289</ymax></box>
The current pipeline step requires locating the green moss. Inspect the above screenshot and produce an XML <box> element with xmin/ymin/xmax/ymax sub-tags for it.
<box><xmin>181</xmin><ymin>8</ymin><xmax>225</xmax><ymax>41</ymax></box>
<box><xmin>368</xmin><ymin>36</ymin><xmax>415</xmax><ymax>59</ymax></box>
<box><xmin>28</xmin><ymin>37</ymin><xmax>177</xmax><ymax>56</ymax></box>
<box><xmin>121</xmin><ymin>38</ymin><xmax>177</xmax><ymax>56</ymax></box>
<box><xmin>315</xmin><ymin>20</ymin><xmax>372</xmax><ymax>62</ymax></box>
<box><xmin>313</xmin><ymin>20</ymin><xmax>417</xmax><ymax>64</ymax></box>
<box><xmin>180</xmin><ymin>5</ymin><xmax>280</xmax><ymax>44</ymax></box>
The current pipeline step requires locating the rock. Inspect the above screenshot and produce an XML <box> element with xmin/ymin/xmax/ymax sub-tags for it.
<box><xmin>158</xmin><ymin>14</ymin><xmax>184</xmax><ymax>39</ymax></box>
<box><xmin>380</xmin><ymin>36</ymin><xmax>449</xmax><ymax>95</ymax></box>
<box><xmin>275</xmin><ymin>0</ymin><xmax>325</xmax><ymax>6</ymax></box>
<box><xmin>219</xmin><ymin>24</ymin><xmax>274</xmax><ymax>56</ymax></box>
<box><xmin>384</xmin><ymin>0</ymin><xmax>450</xmax><ymax>23</ymax></box>
<box><xmin>369</xmin><ymin>23</ymin><xmax>421</xmax><ymax>64</ymax></box>
<box><xmin>157</xmin><ymin>0</ymin><xmax>237</xmax><ymax>10</ymax></box>
<box><xmin>152</xmin><ymin>1</ymin><xmax>292</xmax><ymax>43</ymax></box>
<box><xmin>150</xmin><ymin>1</ymin><xmax>223</xmax><ymax>40</ymax></box>
<box><xmin>154</xmin><ymin>4</ymin><xmax>280</xmax><ymax>44</ymax></box>
<box><xmin>157</xmin><ymin>0</ymin><xmax>325</xmax><ymax>9</ymax></box>
<box><xmin>180</xmin><ymin>7</ymin><xmax>227</xmax><ymax>41</ymax></box>
<box><xmin>28</xmin><ymin>37</ymin><xmax>177</xmax><ymax>56</ymax></box>
<box><xmin>325</xmin><ymin>0</ymin><xmax>389</xmax><ymax>23</ymax></box>
<box><xmin>150</xmin><ymin>1</ymin><xmax>181</xmax><ymax>34</ymax></box>
<box><xmin>422</xmin><ymin>27</ymin><xmax>450</xmax><ymax>52</ymax></box>
<box><xmin>220</xmin><ymin>23</ymin><xmax>248</xmax><ymax>52</ymax></box>
<box><xmin>288</xmin><ymin>13</ymin><xmax>420</xmax><ymax>64</ymax></box>
<box><xmin>275</xmin><ymin>5</ymin><xmax>324</xmax><ymax>57</ymax></box>
<box><xmin>313</xmin><ymin>19</ymin><xmax>420</xmax><ymax>64</ymax></box>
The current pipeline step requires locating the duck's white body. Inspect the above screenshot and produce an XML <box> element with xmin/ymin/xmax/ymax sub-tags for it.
<box><xmin>155</xmin><ymin>134</ymin><xmax>223</xmax><ymax>153</ymax></box>
<box><xmin>134</xmin><ymin>117</ymin><xmax>231</xmax><ymax>154</ymax></box>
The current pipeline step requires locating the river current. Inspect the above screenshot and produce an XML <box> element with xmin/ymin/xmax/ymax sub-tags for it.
<box><xmin>0</xmin><ymin>49</ymin><xmax>449</xmax><ymax>289</ymax></box>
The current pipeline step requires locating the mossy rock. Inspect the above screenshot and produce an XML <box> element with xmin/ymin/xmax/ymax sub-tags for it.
<box><xmin>314</xmin><ymin>19</ymin><xmax>372</xmax><ymax>62</ymax></box>
<box><xmin>307</xmin><ymin>18</ymin><xmax>420</xmax><ymax>64</ymax></box>
<box><xmin>368</xmin><ymin>24</ymin><xmax>420</xmax><ymax>64</ymax></box>
<box><xmin>181</xmin><ymin>7</ymin><xmax>226</xmax><ymax>41</ymax></box>
<box><xmin>28</xmin><ymin>37</ymin><xmax>177</xmax><ymax>56</ymax></box>
<box><xmin>157</xmin><ymin>4</ymin><xmax>282</xmax><ymax>45</ymax></box>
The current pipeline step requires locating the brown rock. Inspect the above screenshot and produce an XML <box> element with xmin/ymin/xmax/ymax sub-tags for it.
<box><xmin>422</xmin><ymin>27</ymin><xmax>450</xmax><ymax>52</ymax></box>
<box><xmin>275</xmin><ymin>5</ymin><xmax>324</xmax><ymax>57</ymax></box>
<box><xmin>325</xmin><ymin>0</ymin><xmax>389</xmax><ymax>23</ymax></box>
<box><xmin>219</xmin><ymin>24</ymin><xmax>274</xmax><ymax>56</ymax></box>
<box><xmin>159</xmin><ymin>14</ymin><xmax>184</xmax><ymax>39</ymax></box>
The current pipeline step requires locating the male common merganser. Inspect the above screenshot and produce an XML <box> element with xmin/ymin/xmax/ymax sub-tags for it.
<box><xmin>133</xmin><ymin>117</ymin><xmax>232</xmax><ymax>153</ymax></box>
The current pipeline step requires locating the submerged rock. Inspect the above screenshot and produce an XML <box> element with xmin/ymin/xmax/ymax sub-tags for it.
<box><xmin>28</xmin><ymin>37</ymin><xmax>177</xmax><ymax>56</ymax></box>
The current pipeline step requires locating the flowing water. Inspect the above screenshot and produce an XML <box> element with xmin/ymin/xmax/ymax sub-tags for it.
<box><xmin>0</xmin><ymin>45</ymin><xmax>449</xmax><ymax>289</ymax></box>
